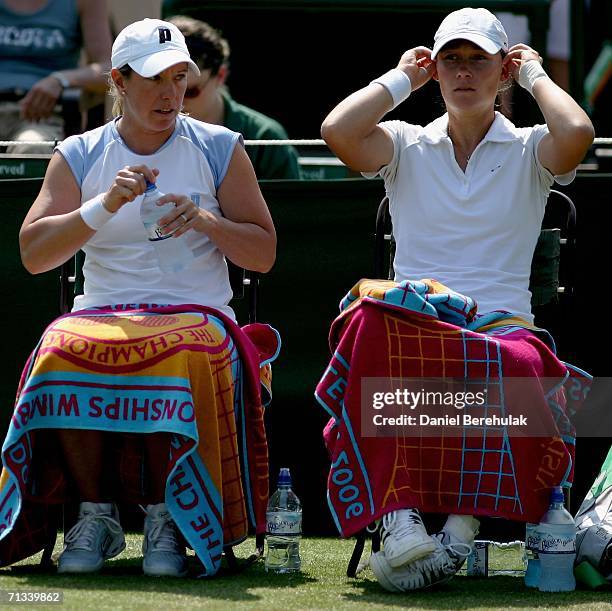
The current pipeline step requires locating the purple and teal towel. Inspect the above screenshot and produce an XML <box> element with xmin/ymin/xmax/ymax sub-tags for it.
<box><xmin>317</xmin><ymin>279</ymin><xmax>591</xmax><ymax>537</ymax></box>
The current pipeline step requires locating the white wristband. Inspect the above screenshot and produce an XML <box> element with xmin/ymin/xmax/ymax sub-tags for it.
<box><xmin>80</xmin><ymin>194</ymin><xmax>116</xmax><ymax>230</ymax></box>
<box><xmin>518</xmin><ymin>60</ymin><xmax>549</xmax><ymax>96</ymax></box>
<box><xmin>370</xmin><ymin>68</ymin><xmax>412</xmax><ymax>109</ymax></box>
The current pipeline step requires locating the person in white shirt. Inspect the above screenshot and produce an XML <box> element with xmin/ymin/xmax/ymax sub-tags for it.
<box><xmin>321</xmin><ymin>7</ymin><xmax>593</xmax><ymax>591</ymax></box>
<box><xmin>498</xmin><ymin>0</ymin><xmax>571</xmax><ymax>92</ymax></box>
<box><xmin>17</xmin><ymin>18</ymin><xmax>275</xmax><ymax>577</ymax></box>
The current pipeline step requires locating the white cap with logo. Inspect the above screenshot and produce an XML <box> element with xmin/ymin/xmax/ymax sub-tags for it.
<box><xmin>431</xmin><ymin>8</ymin><xmax>508</xmax><ymax>59</ymax></box>
<box><xmin>111</xmin><ymin>18</ymin><xmax>200</xmax><ymax>77</ymax></box>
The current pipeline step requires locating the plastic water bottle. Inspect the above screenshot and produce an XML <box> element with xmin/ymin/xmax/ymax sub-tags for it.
<box><xmin>265</xmin><ymin>467</ymin><xmax>302</xmax><ymax>573</ymax></box>
<box><xmin>140</xmin><ymin>181</ymin><xmax>193</xmax><ymax>272</ymax></box>
<box><xmin>462</xmin><ymin>540</ymin><xmax>526</xmax><ymax>577</ymax></box>
<box><xmin>466</xmin><ymin>540</ymin><xmax>489</xmax><ymax>576</ymax></box>
<box><xmin>524</xmin><ymin>522</ymin><xmax>541</xmax><ymax>587</ymax></box>
<box><xmin>537</xmin><ymin>486</ymin><xmax>576</xmax><ymax>592</ymax></box>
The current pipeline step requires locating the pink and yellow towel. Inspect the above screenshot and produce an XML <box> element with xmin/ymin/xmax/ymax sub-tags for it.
<box><xmin>0</xmin><ymin>304</ymin><xmax>280</xmax><ymax>575</ymax></box>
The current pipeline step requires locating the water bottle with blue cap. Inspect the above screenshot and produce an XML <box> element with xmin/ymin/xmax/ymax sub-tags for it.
<box><xmin>140</xmin><ymin>180</ymin><xmax>194</xmax><ymax>272</ymax></box>
<box><xmin>265</xmin><ymin>467</ymin><xmax>302</xmax><ymax>572</ymax></box>
<box><xmin>537</xmin><ymin>486</ymin><xmax>576</xmax><ymax>591</ymax></box>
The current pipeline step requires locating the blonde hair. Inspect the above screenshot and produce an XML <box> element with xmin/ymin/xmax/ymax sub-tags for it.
<box><xmin>108</xmin><ymin>65</ymin><xmax>133</xmax><ymax>117</ymax></box>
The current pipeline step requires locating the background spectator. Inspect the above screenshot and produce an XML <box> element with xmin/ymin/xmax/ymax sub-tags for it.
<box><xmin>106</xmin><ymin>0</ymin><xmax>161</xmax><ymax>33</ymax></box>
<box><xmin>169</xmin><ymin>15</ymin><xmax>300</xmax><ymax>179</ymax></box>
<box><xmin>0</xmin><ymin>0</ymin><xmax>111</xmax><ymax>153</ymax></box>
<box><xmin>498</xmin><ymin>0</ymin><xmax>571</xmax><ymax>92</ymax></box>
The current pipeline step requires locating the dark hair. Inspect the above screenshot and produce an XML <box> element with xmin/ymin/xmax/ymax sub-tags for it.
<box><xmin>167</xmin><ymin>15</ymin><xmax>230</xmax><ymax>75</ymax></box>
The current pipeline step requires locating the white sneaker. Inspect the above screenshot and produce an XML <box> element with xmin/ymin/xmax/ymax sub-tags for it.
<box><xmin>436</xmin><ymin>514</ymin><xmax>479</xmax><ymax>572</ymax></box>
<box><xmin>58</xmin><ymin>502</ymin><xmax>125</xmax><ymax>573</ymax></box>
<box><xmin>380</xmin><ymin>509</ymin><xmax>436</xmax><ymax>567</ymax></box>
<box><xmin>370</xmin><ymin>536</ymin><xmax>472</xmax><ymax>591</ymax></box>
<box><xmin>142</xmin><ymin>503</ymin><xmax>188</xmax><ymax>577</ymax></box>
<box><xmin>432</xmin><ymin>531</ymin><xmax>474</xmax><ymax>573</ymax></box>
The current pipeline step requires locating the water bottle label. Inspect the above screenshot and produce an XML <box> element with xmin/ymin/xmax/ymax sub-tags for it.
<box><xmin>466</xmin><ymin>541</ymin><xmax>489</xmax><ymax>577</ymax></box>
<box><xmin>539</xmin><ymin>534</ymin><xmax>576</xmax><ymax>554</ymax></box>
<box><xmin>526</xmin><ymin>532</ymin><xmax>541</xmax><ymax>552</ymax></box>
<box><xmin>266</xmin><ymin>511</ymin><xmax>301</xmax><ymax>536</ymax></box>
<box><xmin>143</xmin><ymin>221</ymin><xmax>173</xmax><ymax>242</ymax></box>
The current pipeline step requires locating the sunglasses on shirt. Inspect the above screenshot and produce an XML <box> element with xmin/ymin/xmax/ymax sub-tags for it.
<box><xmin>184</xmin><ymin>85</ymin><xmax>203</xmax><ymax>99</ymax></box>
<box><xmin>184</xmin><ymin>74</ymin><xmax>214</xmax><ymax>99</ymax></box>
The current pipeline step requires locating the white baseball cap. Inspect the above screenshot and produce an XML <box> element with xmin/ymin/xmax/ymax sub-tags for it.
<box><xmin>111</xmin><ymin>18</ymin><xmax>200</xmax><ymax>77</ymax></box>
<box><xmin>431</xmin><ymin>8</ymin><xmax>508</xmax><ymax>60</ymax></box>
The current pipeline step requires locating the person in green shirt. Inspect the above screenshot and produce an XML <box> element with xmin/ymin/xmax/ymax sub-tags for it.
<box><xmin>168</xmin><ymin>15</ymin><xmax>300</xmax><ymax>179</ymax></box>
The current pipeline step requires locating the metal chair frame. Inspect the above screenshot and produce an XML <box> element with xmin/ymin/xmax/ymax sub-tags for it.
<box><xmin>59</xmin><ymin>252</ymin><xmax>259</xmax><ymax>323</ymax></box>
<box><xmin>348</xmin><ymin>190</ymin><xmax>578</xmax><ymax>577</ymax></box>
<box><xmin>374</xmin><ymin>189</ymin><xmax>577</xmax><ymax>309</ymax></box>
<box><xmin>45</xmin><ymin>252</ymin><xmax>259</xmax><ymax>567</ymax></box>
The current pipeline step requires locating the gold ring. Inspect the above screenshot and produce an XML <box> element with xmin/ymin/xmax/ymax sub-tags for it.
<box><xmin>180</xmin><ymin>213</ymin><xmax>188</xmax><ymax>224</ymax></box>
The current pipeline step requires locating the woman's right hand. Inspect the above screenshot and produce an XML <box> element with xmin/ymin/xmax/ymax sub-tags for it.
<box><xmin>19</xmin><ymin>75</ymin><xmax>63</xmax><ymax>121</ymax></box>
<box><xmin>103</xmin><ymin>165</ymin><xmax>159</xmax><ymax>212</ymax></box>
<box><xmin>396</xmin><ymin>47</ymin><xmax>436</xmax><ymax>91</ymax></box>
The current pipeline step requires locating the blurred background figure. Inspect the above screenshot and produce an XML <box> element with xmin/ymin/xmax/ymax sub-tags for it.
<box><xmin>496</xmin><ymin>0</ymin><xmax>570</xmax><ymax>122</ymax></box>
<box><xmin>106</xmin><ymin>0</ymin><xmax>161</xmax><ymax>33</ymax></box>
<box><xmin>0</xmin><ymin>0</ymin><xmax>112</xmax><ymax>153</ymax></box>
<box><xmin>498</xmin><ymin>0</ymin><xmax>571</xmax><ymax>92</ymax></box>
<box><xmin>168</xmin><ymin>15</ymin><xmax>300</xmax><ymax>179</ymax></box>
<box><xmin>496</xmin><ymin>0</ymin><xmax>610</xmax><ymax>138</ymax></box>
<box><xmin>102</xmin><ymin>0</ymin><xmax>162</xmax><ymax>124</ymax></box>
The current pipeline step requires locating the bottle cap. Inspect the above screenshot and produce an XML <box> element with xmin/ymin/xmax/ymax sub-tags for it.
<box><xmin>144</xmin><ymin>180</ymin><xmax>156</xmax><ymax>192</ymax></box>
<box><xmin>277</xmin><ymin>467</ymin><xmax>292</xmax><ymax>487</ymax></box>
<box><xmin>550</xmin><ymin>486</ymin><xmax>565</xmax><ymax>504</ymax></box>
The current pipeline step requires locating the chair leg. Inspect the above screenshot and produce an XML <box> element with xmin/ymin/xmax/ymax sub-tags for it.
<box><xmin>39</xmin><ymin>503</ymin><xmax>66</xmax><ymax>568</ymax></box>
<box><xmin>39</xmin><ymin>502</ymin><xmax>79</xmax><ymax>568</ymax></box>
<box><xmin>347</xmin><ymin>530</ymin><xmax>367</xmax><ymax>577</ymax></box>
<box><xmin>63</xmin><ymin>502</ymin><xmax>79</xmax><ymax>534</ymax></box>
<box><xmin>39</xmin><ymin>530</ymin><xmax>57</xmax><ymax>568</ymax></box>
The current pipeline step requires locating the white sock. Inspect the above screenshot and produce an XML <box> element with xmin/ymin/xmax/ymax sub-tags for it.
<box><xmin>81</xmin><ymin>501</ymin><xmax>112</xmax><ymax>512</ymax></box>
<box><xmin>443</xmin><ymin>514</ymin><xmax>480</xmax><ymax>544</ymax></box>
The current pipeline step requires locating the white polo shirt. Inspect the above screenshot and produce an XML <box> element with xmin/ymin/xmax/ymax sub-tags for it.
<box><xmin>367</xmin><ymin>112</ymin><xmax>575</xmax><ymax>323</ymax></box>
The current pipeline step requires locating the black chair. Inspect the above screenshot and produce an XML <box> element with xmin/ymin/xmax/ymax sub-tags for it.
<box><xmin>58</xmin><ymin>87</ymin><xmax>106</xmax><ymax>140</ymax></box>
<box><xmin>59</xmin><ymin>251</ymin><xmax>259</xmax><ymax>323</ymax></box>
<box><xmin>347</xmin><ymin>190</ymin><xmax>578</xmax><ymax>577</ymax></box>
<box><xmin>374</xmin><ymin>189</ymin><xmax>577</xmax><ymax>312</ymax></box>
<box><xmin>45</xmin><ymin>239</ymin><xmax>260</xmax><ymax>567</ymax></box>
<box><xmin>0</xmin><ymin>176</ymin><xmax>261</xmax><ymax>566</ymax></box>
<box><xmin>59</xmin><ymin>88</ymin><xmax>83</xmax><ymax>140</ymax></box>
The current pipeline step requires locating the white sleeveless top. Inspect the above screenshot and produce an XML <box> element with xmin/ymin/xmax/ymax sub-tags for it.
<box><xmin>56</xmin><ymin>115</ymin><xmax>241</xmax><ymax>320</ymax></box>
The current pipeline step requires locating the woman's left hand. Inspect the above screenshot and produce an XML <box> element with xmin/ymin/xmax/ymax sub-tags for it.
<box><xmin>156</xmin><ymin>194</ymin><xmax>209</xmax><ymax>238</ymax></box>
<box><xmin>503</xmin><ymin>44</ymin><xmax>542</xmax><ymax>81</ymax></box>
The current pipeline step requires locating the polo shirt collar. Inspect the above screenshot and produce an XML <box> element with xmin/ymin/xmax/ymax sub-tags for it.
<box><xmin>420</xmin><ymin>111</ymin><xmax>518</xmax><ymax>145</ymax></box>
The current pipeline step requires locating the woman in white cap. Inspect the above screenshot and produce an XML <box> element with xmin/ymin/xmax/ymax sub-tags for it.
<box><xmin>8</xmin><ymin>18</ymin><xmax>276</xmax><ymax>577</ymax></box>
<box><xmin>321</xmin><ymin>7</ymin><xmax>593</xmax><ymax>591</ymax></box>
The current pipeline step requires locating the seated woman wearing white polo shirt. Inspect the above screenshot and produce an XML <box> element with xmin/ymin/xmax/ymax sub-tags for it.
<box><xmin>320</xmin><ymin>7</ymin><xmax>593</xmax><ymax>592</ymax></box>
